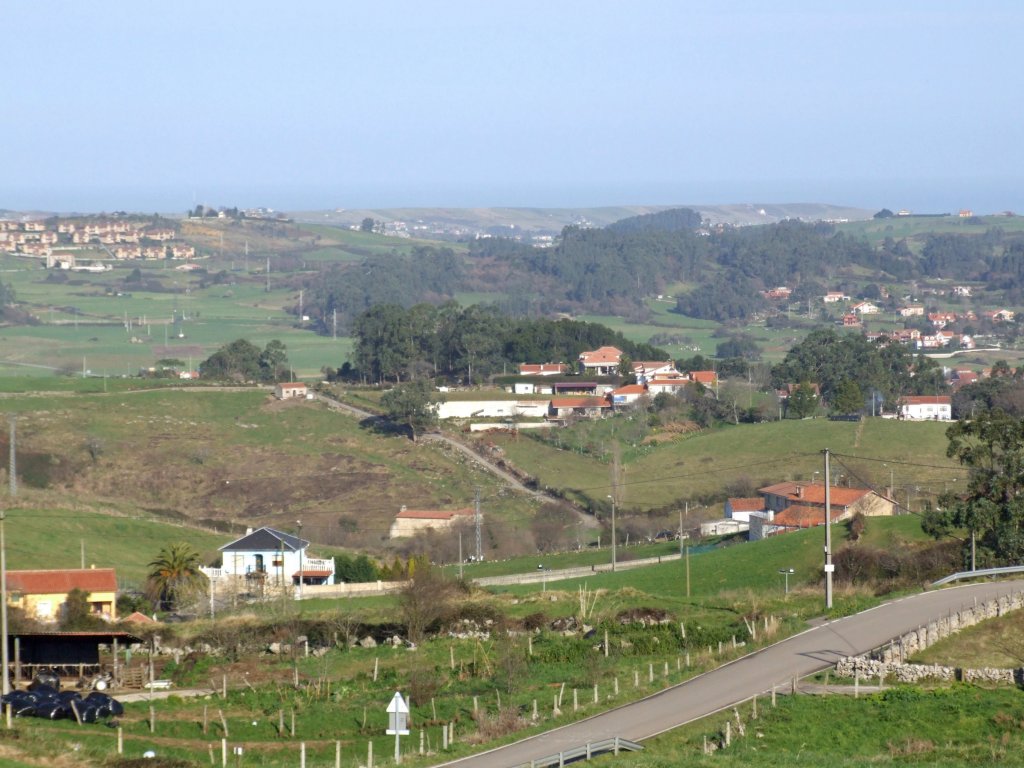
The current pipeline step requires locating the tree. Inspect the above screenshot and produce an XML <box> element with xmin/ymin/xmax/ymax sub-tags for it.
<box><xmin>146</xmin><ymin>542</ymin><xmax>207</xmax><ymax>611</ymax></box>
<box><xmin>381</xmin><ymin>380</ymin><xmax>444</xmax><ymax>441</ymax></box>
<box><xmin>831</xmin><ymin>379</ymin><xmax>864</xmax><ymax>415</ymax></box>
<box><xmin>530</xmin><ymin>504</ymin><xmax>578</xmax><ymax>553</ymax></box>
<box><xmin>873</xmin><ymin>208</ymin><xmax>894</xmax><ymax>219</ymax></box>
<box><xmin>923</xmin><ymin>409</ymin><xmax>1024</xmax><ymax>565</ymax></box>
<box><xmin>360</xmin><ymin>217</ymin><xmax>375</xmax><ymax>233</ymax></box>
<box><xmin>200</xmin><ymin>338</ymin><xmax>289</xmax><ymax>382</ymax></box>
<box><xmin>399</xmin><ymin>562</ymin><xmax>457</xmax><ymax>644</ymax></box>
<box><xmin>788</xmin><ymin>382</ymin><xmax>818</xmax><ymax>419</ymax></box>
<box><xmin>60</xmin><ymin>588</ymin><xmax>105</xmax><ymax>630</ymax></box>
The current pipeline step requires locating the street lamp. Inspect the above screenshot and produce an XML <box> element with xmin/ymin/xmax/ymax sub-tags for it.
<box><xmin>296</xmin><ymin>520</ymin><xmax>303</xmax><ymax>601</ymax></box>
<box><xmin>778</xmin><ymin>567</ymin><xmax>794</xmax><ymax>594</ymax></box>
<box><xmin>606</xmin><ymin>495</ymin><xmax>617</xmax><ymax>573</ymax></box>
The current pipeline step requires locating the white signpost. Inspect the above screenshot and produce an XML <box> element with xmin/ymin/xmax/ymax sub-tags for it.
<box><xmin>386</xmin><ymin>691</ymin><xmax>410</xmax><ymax>764</ymax></box>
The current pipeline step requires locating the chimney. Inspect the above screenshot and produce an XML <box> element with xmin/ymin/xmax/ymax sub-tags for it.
<box><xmin>795</xmin><ymin>485</ymin><xmax>803</xmax><ymax>499</ymax></box>
<box><xmin>246</xmin><ymin>527</ymin><xmax>253</xmax><ymax>535</ymax></box>
<box><xmin>400</xmin><ymin>505</ymin><xmax>407</xmax><ymax>513</ymax></box>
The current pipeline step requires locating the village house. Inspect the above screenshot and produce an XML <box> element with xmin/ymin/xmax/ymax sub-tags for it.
<box><xmin>610</xmin><ymin>384</ymin><xmax>648</xmax><ymax>408</ymax></box>
<box><xmin>577</xmin><ymin>346</ymin><xmax>622</xmax><ymax>376</ymax></box>
<box><xmin>548</xmin><ymin>396</ymin><xmax>611</xmax><ymax>420</ymax></box>
<box><xmin>851</xmin><ymin>301</ymin><xmax>880</xmax><ymax>315</ymax></box>
<box><xmin>899</xmin><ymin>395</ymin><xmax>952</xmax><ymax>420</ymax></box>
<box><xmin>389</xmin><ymin>506</ymin><xmax>474</xmax><ymax>539</ymax></box>
<box><xmin>275</xmin><ymin>382</ymin><xmax>308</xmax><ymax>400</ymax></box>
<box><xmin>928</xmin><ymin>312</ymin><xmax>958</xmax><ymax>329</ymax></box>
<box><xmin>951</xmin><ymin>285</ymin><xmax>972</xmax><ymax>297</ymax></box>
<box><xmin>898</xmin><ymin>306</ymin><xmax>924</xmax><ymax>317</ymax></box>
<box><xmin>631</xmin><ymin>360</ymin><xmax>678</xmax><ymax>384</ymax></box>
<box><xmin>983</xmin><ymin>309</ymin><xmax>1015</xmax><ymax>323</ymax></box>
<box><xmin>646</xmin><ymin>375</ymin><xmax>691</xmax><ymax>395</ymax></box>
<box><xmin>6</xmin><ymin>568</ymin><xmax>118</xmax><ymax>622</ymax></box>
<box><xmin>725</xmin><ymin>497</ymin><xmax>767</xmax><ymax>522</ymax></box>
<box><xmin>822</xmin><ymin>291</ymin><xmax>850</xmax><ymax>303</ymax></box>
<box><xmin>518</xmin><ymin>363</ymin><xmax>566</xmax><ymax>376</ymax></box>
<box><xmin>217</xmin><ymin>526</ymin><xmax>335</xmax><ymax>586</ymax></box>
<box><xmin>689</xmin><ymin>370</ymin><xmax>718</xmax><ymax>387</ymax></box>
<box><xmin>842</xmin><ymin>314</ymin><xmax>861</xmax><ymax>327</ymax></box>
<box><xmin>749</xmin><ymin>481</ymin><xmax>895</xmax><ymax>540</ymax></box>
<box><xmin>761</xmin><ymin>286</ymin><xmax>792</xmax><ymax>300</ymax></box>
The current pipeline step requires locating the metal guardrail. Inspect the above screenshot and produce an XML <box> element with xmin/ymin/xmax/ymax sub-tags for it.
<box><xmin>515</xmin><ymin>736</ymin><xmax>643</xmax><ymax>767</ymax></box>
<box><xmin>930</xmin><ymin>565</ymin><xmax>1024</xmax><ymax>587</ymax></box>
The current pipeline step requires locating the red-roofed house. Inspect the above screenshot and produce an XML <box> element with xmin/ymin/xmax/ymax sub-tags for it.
<box><xmin>610</xmin><ymin>384</ymin><xmax>648</xmax><ymax>407</ymax></box>
<box><xmin>983</xmin><ymin>309</ymin><xmax>1016</xmax><ymax>323</ymax></box>
<box><xmin>899</xmin><ymin>395</ymin><xmax>952</xmax><ymax>420</ymax></box>
<box><xmin>578</xmin><ymin>346</ymin><xmax>622</xmax><ymax>376</ymax></box>
<box><xmin>6</xmin><ymin>568</ymin><xmax>118</xmax><ymax>622</ymax></box>
<box><xmin>690</xmin><ymin>370</ymin><xmax>718</xmax><ymax>386</ymax></box>
<box><xmin>725</xmin><ymin>497</ymin><xmax>767</xmax><ymax>522</ymax></box>
<box><xmin>518</xmin><ymin>363</ymin><xmax>567</xmax><ymax>376</ymax></box>
<box><xmin>632</xmin><ymin>361</ymin><xmax>678</xmax><ymax>383</ymax></box>
<box><xmin>851</xmin><ymin>301</ymin><xmax>879</xmax><ymax>315</ymax></box>
<box><xmin>389</xmin><ymin>506</ymin><xmax>474</xmax><ymax>539</ymax></box>
<box><xmin>646</xmin><ymin>376</ymin><xmax>690</xmax><ymax>395</ymax></box>
<box><xmin>275</xmin><ymin>382</ymin><xmax>308</xmax><ymax>400</ymax></box>
<box><xmin>748</xmin><ymin>481</ymin><xmax>894</xmax><ymax>541</ymax></box>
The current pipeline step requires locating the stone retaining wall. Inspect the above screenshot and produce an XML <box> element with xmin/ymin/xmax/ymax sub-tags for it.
<box><xmin>834</xmin><ymin>589</ymin><xmax>1024</xmax><ymax>685</ymax></box>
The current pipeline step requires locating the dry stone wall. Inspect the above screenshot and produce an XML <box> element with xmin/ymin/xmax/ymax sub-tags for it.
<box><xmin>835</xmin><ymin>589</ymin><xmax>1024</xmax><ymax>685</ymax></box>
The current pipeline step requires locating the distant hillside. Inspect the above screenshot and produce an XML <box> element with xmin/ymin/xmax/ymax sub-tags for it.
<box><xmin>291</xmin><ymin>203</ymin><xmax>873</xmax><ymax>235</ymax></box>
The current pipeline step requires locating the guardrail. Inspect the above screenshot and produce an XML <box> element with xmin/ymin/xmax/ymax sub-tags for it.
<box><xmin>515</xmin><ymin>736</ymin><xmax>643</xmax><ymax>767</ymax></box>
<box><xmin>930</xmin><ymin>565</ymin><xmax>1024</xmax><ymax>587</ymax></box>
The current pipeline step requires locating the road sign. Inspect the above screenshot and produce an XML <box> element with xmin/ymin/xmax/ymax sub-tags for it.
<box><xmin>386</xmin><ymin>691</ymin><xmax>410</xmax><ymax>736</ymax></box>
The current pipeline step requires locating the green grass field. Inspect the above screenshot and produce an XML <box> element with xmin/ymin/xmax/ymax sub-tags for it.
<box><xmin>481</xmin><ymin>417</ymin><xmax>957</xmax><ymax>512</ymax></box>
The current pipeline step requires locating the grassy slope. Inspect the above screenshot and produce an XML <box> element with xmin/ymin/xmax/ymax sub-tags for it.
<box><xmin>483</xmin><ymin>418</ymin><xmax>957</xmax><ymax>511</ymax></box>
<box><xmin>1</xmin><ymin>387</ymin><xmax>532</xmax><ymax>553</ymax></box>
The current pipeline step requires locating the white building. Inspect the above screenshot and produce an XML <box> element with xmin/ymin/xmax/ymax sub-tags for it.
<box><xmin>899</xmin><ymin>395</ymin><xmax>952</xmax><ymax>421</ymax></box>
<box><xmin>216</xmin><ymin>527</ymin><xmax>334</xmax><ymax>586</ymax></box>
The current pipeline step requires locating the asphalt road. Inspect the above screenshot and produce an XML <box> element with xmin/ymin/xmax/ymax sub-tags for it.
<box><xmin>432</xmin><ymin>579</ymin><xmax>1024</xmax><ymax>768</ymax></box>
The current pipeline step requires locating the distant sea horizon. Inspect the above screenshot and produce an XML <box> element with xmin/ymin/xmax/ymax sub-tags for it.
<box><xmin>1</xmin><ymin>177</ymin><xmax>1020</xmax><ymax>217</ymax></box>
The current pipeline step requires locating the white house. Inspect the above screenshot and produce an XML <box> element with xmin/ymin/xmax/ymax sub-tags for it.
<box><xmin>578</xmin><ymin>346</ymin><xmax>622</xmax><ymax>376</ymax></box>
<box><xmin>899</xmin><ymin>395</ymin><xmax>952</xmax><ymax>421</ymax></box>
<box><xmin>217</xmin><ymin>527</ymin><xmax>334</xmax><ymax>586</ymax></box>
<box><xmin>275</xmin><ymin>382</ymin><xmax>308</xmax><ymax>400</ymax></box>
<box><xmin>725</xmin><ymin>497</ymin><xmax>766</xmax><ymax>523</ymax></box>
<box><xmin>433</xmin><ymin>400</ymin><xmax>548</xmax><ymax>419</ymax></box>
<box><xmin>851</xmin><ymin>301</ymin><xmax>880</xmax><ymax>315</ymax></box>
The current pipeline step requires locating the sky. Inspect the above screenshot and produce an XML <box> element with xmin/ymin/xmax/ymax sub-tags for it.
<box><xmin>2</xmin><ymin>1</ymin><xmax>1022</xmax><ymax>214</ymax></box>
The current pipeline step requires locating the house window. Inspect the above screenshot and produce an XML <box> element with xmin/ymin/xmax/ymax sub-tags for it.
<box><xmin>37</xmin><ymin>600</ymin><xmax>52</xmax><ymax>618</ymax></box>
<box><xmin>254</xmin><ymin>554</ymin><xmax>265</xmax><ymax>573</ymax></box>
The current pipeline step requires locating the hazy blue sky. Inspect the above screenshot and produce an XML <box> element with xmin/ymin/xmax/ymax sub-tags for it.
<box><xmin>3</xmin><ymin>1</ymin><xmax>1021</xmax><ymax>213</ymax></box>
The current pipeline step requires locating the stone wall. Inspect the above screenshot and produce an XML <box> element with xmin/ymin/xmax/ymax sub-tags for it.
<box><xmin>834</xmin><ymin>589</ymin><xmax>1024</xmax><ymax>685</ymax></box>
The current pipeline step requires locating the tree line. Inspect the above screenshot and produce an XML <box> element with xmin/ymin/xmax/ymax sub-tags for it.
<box><xmin>339</xmin><ymin>302</ymin><xmax>668</xmax><ymax>385</ymax></box>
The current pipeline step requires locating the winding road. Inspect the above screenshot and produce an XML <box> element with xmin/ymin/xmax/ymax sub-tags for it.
<box><xmin>432</xmin><ymin>579</ymin><xmax>1024</xmax><ymax>767</ymax></box>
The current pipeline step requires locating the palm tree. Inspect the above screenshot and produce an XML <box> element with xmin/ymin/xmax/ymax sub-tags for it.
<box><xmin>146</xmin><ymin>542</ymin><xmax>206</xmax><ymax>611</ymax></box>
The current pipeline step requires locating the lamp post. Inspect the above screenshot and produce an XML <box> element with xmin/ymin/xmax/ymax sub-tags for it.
<box><xmin>606</xmin><ymin>495</ymin><xmax>617</xmax><ymax>573</ymax></box>
<box><xmin>778</xmin><ymin>568</ymin><xmax>794</xmax><ymax>594</ymax></box>
<box><xmin>296</xmin><ymin>520</ymin><xmax>303</xmax><ymax>601</ymax></box>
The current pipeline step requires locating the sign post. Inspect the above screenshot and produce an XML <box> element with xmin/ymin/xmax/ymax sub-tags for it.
<box><xmin>386</xmin><ymin>691</ymin><xmax>410</xmax><ymax>764</ymax></box>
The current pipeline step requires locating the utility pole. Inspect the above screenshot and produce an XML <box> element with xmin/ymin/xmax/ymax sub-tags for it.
<box><xmin>606</xmin><ymin>495</ymin><xmax>618</xmax><ymax>572</ymax></box>
<box><xmin>296</xmin><ymin>520</ymin><xmax>303</xmax><ymax>601</ymax></box>
<box><xmin>2</xmin><ymin>414</ymin><xmax>13</xmax><ymax>695</ymax></box>
<box><xmin>8</xmin><ymin>415</ymin><xmax>15</xmax><ymax>497</ymax></box>
<box><xmin>298</xmin><ymin>289</ymin><xmax>303</xmax><ymax>323</ymax></box>
<box><xmin>265</xmin><ymin>256</ymin><xmax>270</xmax><ymax>293</ymax></box>
<box><xmin>458</xmin><ymin>532</ymin><xmax>464</xmax><ymax>580</ymax></box>
<box><xmin>474</xmin><ymin>488</ymin><xmax>482</xmax><ymax>562</ymax></box>
<box><xmin>332</xmin><ymin>308</ymin><xmax>337</xmax><ymax>340</ymax></box>
<box><xmin>823</xmin><ymin>449</ymin><xmax>834</xmax><ymax>610</ymax></box>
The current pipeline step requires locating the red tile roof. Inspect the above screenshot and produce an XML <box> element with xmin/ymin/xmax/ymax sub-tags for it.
<box><xmin>395</xmin><ymin>508</ymin><xmax>474</xmax><ymax>520</ymax></box>
<box><xmin>773</xmin><ymin>504</ymin><xmax>845</xmax><ymax>528</ymax></box>
<box><xmin>728</xmin><ymin>497</ymin><xmax>766</xmax><ymax>512</ymax></box>
<box><xmin>519</xmin><ymin>363</ymin><xmax>566</xmax><ymax>375</ymax></box>
<box><xmin>902</xmin><ymin>395</ymin><xmax>951</xmax><ymax>406</ymax></box>
<box><xmin>579</xmin><ymin>346</ymin><xmax>622</xmax><ymax>365</ymax></box>
<box><xmin>7</xmin><ymin>568</ymin><xmax>117</xmax><ymax>595</ymax></box>
<box><xmin>690</xmin><ymin>371</ymin><xmax>717</xmax><ymax>384</ymax></box>
<box><xmin>758</xmin><ymin>482</ymin><xmax>872</xmax><ymax>508</ymax></box>
<box><xmin>613</xmin><ymin>385</ymin><xmax>647</xmax><ymax>396</ymax></box>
